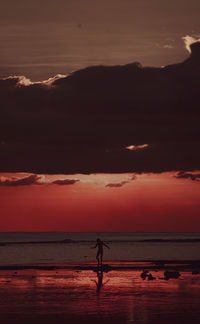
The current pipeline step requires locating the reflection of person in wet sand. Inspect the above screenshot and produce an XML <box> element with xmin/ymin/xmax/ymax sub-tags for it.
<box><xmin>96</xmin><ymin>269</ymin><xmax>103</xmax><ymax>295</ymax></box>
<box><xmin>92</xmin><ymin>269</ymin><xmax>110</xmax><ymax>295</ymax></box>
<box><xmin>91</xmin><ymin>238</ymin><xmax>110</xmax><ymax>267</ymax></box>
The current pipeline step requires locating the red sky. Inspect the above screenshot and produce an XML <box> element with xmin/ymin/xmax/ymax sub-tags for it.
<box><xmin>0</xmin><ymin>172</ymin><xmax>200</xmax><ymax>232</ymax></box>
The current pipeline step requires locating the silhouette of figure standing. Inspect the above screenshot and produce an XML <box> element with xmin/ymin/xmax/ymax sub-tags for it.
<box><xmin>91</xmin><ymin>238</ymin><xmax>110</xmax><ymax>267</ymax></box>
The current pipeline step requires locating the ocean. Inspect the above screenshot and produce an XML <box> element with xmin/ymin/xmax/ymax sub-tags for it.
<box><xmin>0</xmin><ymin>232</ymin><xmax>200</xmax><ymax>266</ymax></box>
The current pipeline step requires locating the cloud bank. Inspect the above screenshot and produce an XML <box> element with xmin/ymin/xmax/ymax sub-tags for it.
<box><xmin>182</xmin><ymin>35</ymin><xmax>200</xmax><ymax>53</ymax></box>
<box><xmin>0</xmin><ymin>174</ymin><xmax>40</xmax><ymax>186</ymax></box>
<box><xmin>0</xmin><ymin>175</ymin><xmax>79</xmax><ymax>186</ymax></box>
<box><xmin>106</xmin><ymin>180</ymin><xmax>131</xmax><ymax>188</ymax></box>
<box><xmin>1</xmin><ymin>41</ymin><xmax>200</xmax><ymax>174</ymax></box>
<box><xmin>175</xmin><ymin>171</ymin><xmax>200</xmax><ymax>181</ymax></box>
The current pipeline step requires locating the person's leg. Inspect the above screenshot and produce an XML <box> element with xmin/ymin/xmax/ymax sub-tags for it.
<box><xmin>100</xmin><ymin>251</ymin><xmax>103</xmax><ymax>265</ymax></box>
<box><xmin>96</xmin><ymin>250</ymin><xmax>100</xmax><ymax>266</ymax></box>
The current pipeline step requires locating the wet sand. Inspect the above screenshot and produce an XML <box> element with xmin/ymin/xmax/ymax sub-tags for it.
<box><xmin>0</xmin><ymin>262</ymin><xmax>200</xmax><ymax>324</ymax></box>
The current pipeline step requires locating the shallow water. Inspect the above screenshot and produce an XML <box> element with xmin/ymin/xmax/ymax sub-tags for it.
<box><xmin>0</xmin><ymin>232</ymin><xmax>200</xmax><ymax>265</ymax></box>
<box><xmin>0</xmin><ymin>268</ymin><xmax>200</xmax><ymax>323</ymax></box>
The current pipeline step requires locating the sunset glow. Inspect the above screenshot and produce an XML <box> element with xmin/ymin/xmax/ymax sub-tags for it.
<box><xmin>1</xmin><ymin>172</ymin><xmax>200</xmax><ymax>232</ymax></box>
<box><xmin>126</xmin><ymin>144</ymin><xmax>149</xmax><ymax>151</ymax></box>
<box><xmin>182</xmin><ymin>35</ymin><xmax>200</xmax><ymax>53</ymax></box>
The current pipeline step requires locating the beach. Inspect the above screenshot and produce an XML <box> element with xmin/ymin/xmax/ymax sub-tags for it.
<box><xmin>0</xmin><ymin>263</ymin><xmax>200</xmax><ymax>324</ymax></box>
<box><xmin>0</xmin><ymin>233</ymin><xmax>200</xmax><ymax>323</ymax></box>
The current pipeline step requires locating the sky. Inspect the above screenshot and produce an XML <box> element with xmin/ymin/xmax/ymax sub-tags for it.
<box><xmin>0</xmin><ymin>172</ymin><xmax>200</xmax><ymax>232</ymax></box>
<box><xmin>0</xmin><ymin>0</ymin><xmax>200</xmax><ymax>231</ymax></box>
<box><xmin>1</xmin><ymin>0</ymin><xmax>200</xmax><ymax>80</ymax></box>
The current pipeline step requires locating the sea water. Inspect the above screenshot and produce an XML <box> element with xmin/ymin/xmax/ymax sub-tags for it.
<box><xmin>0</xmin><ymin>232</ymin><xmax>200</xmax><ymax>265</ymax></box>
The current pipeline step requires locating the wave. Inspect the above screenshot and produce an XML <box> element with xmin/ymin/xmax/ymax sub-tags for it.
<box><xmin>1</xmin><ymin>238</ymin><xmax>200</xmax><ymax>246</ymax></box>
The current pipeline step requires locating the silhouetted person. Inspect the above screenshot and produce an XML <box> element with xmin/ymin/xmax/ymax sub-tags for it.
<box><xmin>91</xmin><ymin>238</ymin><xmax>110</xmax><ymax>267</ymax></box>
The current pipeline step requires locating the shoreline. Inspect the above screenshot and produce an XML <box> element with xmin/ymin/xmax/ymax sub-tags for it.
<box><xmin>1</xmin><ymin>238</ymin><xmax>200</xmax><ymax>246</ymax></box>
<box><xmin>0</xmin><ymin>260</ymin><xmax>200</xmax><ymax>271</ymax></box>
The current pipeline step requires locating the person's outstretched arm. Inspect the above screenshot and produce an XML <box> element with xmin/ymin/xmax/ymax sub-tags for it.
<box><xmin>103</xmin><ymin>242</ymin><xmax>110</xmax><ymax>249</ymax></box>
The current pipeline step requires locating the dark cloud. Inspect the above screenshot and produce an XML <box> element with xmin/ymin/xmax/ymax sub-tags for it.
<box><xmin>52</xmin><ymin>179</ymin><xmax>79</xmax><ymax>185</ymax></box>
<box><xmin>106</xmin><ymin>174</ymin><xmax>136</xmax><ymax>187</ymax></box>
<box><xmin>0</xmin><ymin>174</ymin><xmax>40</xmax><ymax>186</ymax></box>
<box><xmin>1</xmin><ymin>42</ymin><xmax>200</xmax><ymax>174</ymax></box>
<box><xmin>106</xmin><ymin>181</ymin><xmax>130</xmax><ymax>188</ymax></box>
<box><xmin>0</xmin><ymin>77</ymin><xmax>19</xmax><ymax>88</ymax></box>
<box><xmin>175</xmin><ymin>171</ymin><xmax>200</xmax><ymax>181</ymax></box>
<box><xmin>0</xmin><ymin>174</ymin><xmax>79</xmax><ymax>186</ymax></box>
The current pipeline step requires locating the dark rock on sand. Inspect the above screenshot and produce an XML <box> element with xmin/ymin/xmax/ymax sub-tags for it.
<box><xmin>141</xmin><ymin>270</ymin><xmax>149</xmax><ymax>280</ymax></box>
<box><xmin>140</xmin><ymin>270</ymin><xmax>156</xmax><ymax>280</ymax></box>
<box><xmin>148</xmin><ymin>273</ymin><xmax>156</xmax><ymax>280</ymax></box>
<box><xmin>164</xmin><ymin>270</ymin><xmax>180</xmax><ymax>280</ymax></box>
